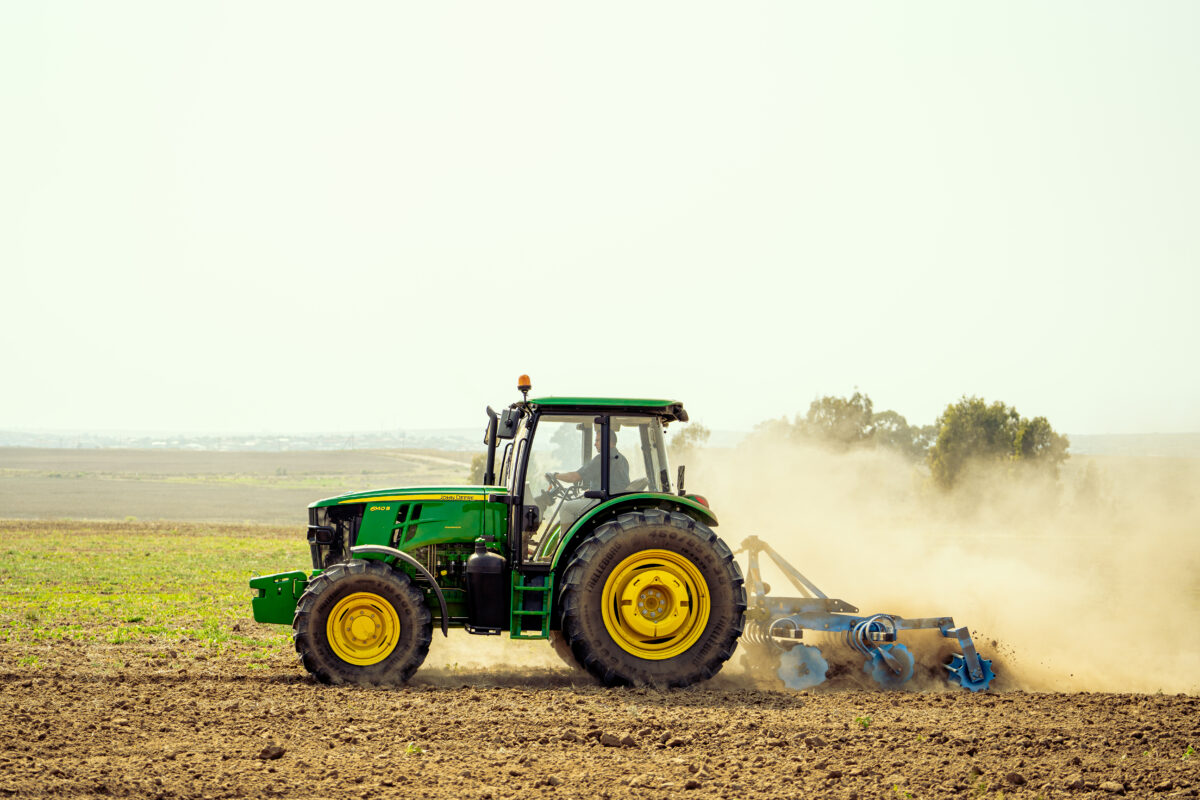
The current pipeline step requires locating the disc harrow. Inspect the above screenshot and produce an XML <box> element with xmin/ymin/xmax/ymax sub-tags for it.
<box><xmin>737</xmin><ymin>536</ymin><xmax>995</xmax><ymax>692</ymax></box>
<box><xmin>775</xmin><ymin>643</ymin><xmax>828</xmax><ymax>690</ymax></box>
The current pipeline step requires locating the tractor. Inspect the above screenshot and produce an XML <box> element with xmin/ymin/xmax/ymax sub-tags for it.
<box><xmin>250</xmin><ymin>377</ymin><xmax>745</xmax><ymax>687</ymax></box>
<box><xmin>249</xmin><ymin>377</ymin><xmax>995</xmax><ymax>691</ymax></box>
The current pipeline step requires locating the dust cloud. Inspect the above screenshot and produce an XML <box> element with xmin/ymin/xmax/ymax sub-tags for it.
<box><xmin>683</xmin><ymin>437</ymin><xmax>1200</xmax><ymax>694</ymax></box>
<box><xmin>415</xmin><ymin>630</ymin><xmax>579</xmax><ymax>688</ymax></box>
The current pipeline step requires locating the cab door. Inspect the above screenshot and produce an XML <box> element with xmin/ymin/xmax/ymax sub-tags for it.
<box><xmin>514</xmin><ymin>413</ymin><xmax>606</xmax><ymax>564</ymax></box>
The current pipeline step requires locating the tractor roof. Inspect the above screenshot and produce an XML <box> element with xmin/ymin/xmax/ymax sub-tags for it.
<box><xmin>529</xmin><ymin>397</ymin><xmax>688</xmax><ymax>421</ymax></box>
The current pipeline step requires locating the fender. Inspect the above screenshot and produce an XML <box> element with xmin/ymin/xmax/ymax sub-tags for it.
<box><xmin>549</xmin><ymin>493</ymin><xmax>719</xmax><ymax>571</ymax></box>
<box><xmin>349</xmin><ymin>545</ymin><xmax>450</xmax><ymax>637</ymax></box>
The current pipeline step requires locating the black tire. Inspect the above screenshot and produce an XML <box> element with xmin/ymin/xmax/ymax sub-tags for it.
<box><xmin>558</xmin><ymin>509</ymin><xmax>746</xmax><ymax>687</ymax></box>
<box><xmin>293</xmin><ymin>559</ymin><xmax>432</xmax><ymax>685</ymax></box>
<box><xmin>547</xmin><ymin>630</ymin><xmax>586</xmax><ymax>672</ymax></box>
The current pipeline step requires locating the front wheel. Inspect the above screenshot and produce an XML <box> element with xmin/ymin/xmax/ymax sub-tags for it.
<box><xmin>293</xmin><ymin>559</ymin><xmax>432</xmax><ymax>685</ymax></box>
<box><xmin>558</xmin><ymin>509</ymin><xmax>746</xmax><ymax>687</ymax></box>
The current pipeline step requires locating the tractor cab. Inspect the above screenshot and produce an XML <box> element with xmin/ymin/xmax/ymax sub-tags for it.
<box><xmin>486</xmin><ymin>393</ymin><xmax>689</xmax><ymax>569</ymax></box>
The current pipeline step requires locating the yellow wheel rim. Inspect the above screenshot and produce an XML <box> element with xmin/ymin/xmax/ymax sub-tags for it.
<box><xmin>601</xmin><ymin>549</ymin><xmax>710</xmax><ymax>660</ymax></box>
<box><xmin>326</xmin><ymin>592</ymin><xmax>400</xmax><ymax>666</ymax></box>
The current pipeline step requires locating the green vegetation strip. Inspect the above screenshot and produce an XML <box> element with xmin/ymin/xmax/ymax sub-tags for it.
<box><xmin>0</xmin><ymin>520</ymin><xmax>308</xmax><ymax>657</ymax></box>
<box><xmin>0</xmin><ymin>468</ymin><xmax>384</xmax><ymax>490</ymax></box>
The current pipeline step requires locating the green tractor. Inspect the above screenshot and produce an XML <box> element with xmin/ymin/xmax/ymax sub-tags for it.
<box><xmin>250</xmin><ymin>377</ymin><xmax>746</xmax><ymax>687</ymax></box>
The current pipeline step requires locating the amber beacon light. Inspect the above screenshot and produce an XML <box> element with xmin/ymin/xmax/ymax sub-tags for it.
<box><xmin>517</xmin><ymin>374</ymin><xmax>532</xmax><ymax>401</ymax></box>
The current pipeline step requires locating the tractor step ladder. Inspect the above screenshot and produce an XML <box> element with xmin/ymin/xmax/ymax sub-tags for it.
<box><xmin>510</xmin><ymin>572</ymin><xmax>553</xmax><ymax>640</ymax></box>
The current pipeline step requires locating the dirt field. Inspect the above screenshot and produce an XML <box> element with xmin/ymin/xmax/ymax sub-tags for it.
<box><xmin>0</xmin><ymin>520</ymin><xmax>1197</xmax><ymax>799</ymax></box>
<box><xmin>2</xmin><ymin>646</ymin><xmax>1198</xmax><ymax>799</ymax></box>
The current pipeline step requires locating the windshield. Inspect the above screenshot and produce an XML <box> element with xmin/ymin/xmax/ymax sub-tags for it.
<box><xmin>529</xmin><ymin>415</ymin><xmax>595</xmax><ymax>488</ymax></box>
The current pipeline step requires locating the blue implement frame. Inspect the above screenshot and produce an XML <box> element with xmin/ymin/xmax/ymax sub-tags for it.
<box><xmin>738</xmin><ymin>535</ymin><xmax>989</xmax><ymax>686</ymax></box>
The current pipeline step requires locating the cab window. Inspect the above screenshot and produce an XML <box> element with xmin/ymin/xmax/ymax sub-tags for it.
<box><xmin>612</xmin><ymin>416</ymin><xmax>671</xmax><ymax>493</ymax></box>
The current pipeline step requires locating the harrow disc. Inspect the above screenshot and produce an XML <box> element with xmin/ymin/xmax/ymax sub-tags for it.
<box><xmin>945</xmin><ymin>653</ymin><xmax>995</xmax><ymax>692</ymax></box>
<box><xmin>775</xmin><ymin>644</ymin><xmax>828</xmax><ymax>690</ymax></box>
<box><xmin>862</xmin><ymin>643</ymin><xmax>914</xmax><ymax>689</ymax></box>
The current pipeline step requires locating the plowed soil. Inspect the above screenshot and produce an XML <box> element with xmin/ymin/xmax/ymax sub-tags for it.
<box><xmin>2</xmin><ymin>640</ymin><xmax>1197</xmax><ymax>800</ymax></box>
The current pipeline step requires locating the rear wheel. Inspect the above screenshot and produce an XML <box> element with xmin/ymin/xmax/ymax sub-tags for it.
<box><xmin>547</xmin><ymin>630</ymin><xmax>585</xmax><ymax>672</ymax></box>
<box><xmin>558</xmin><ymin>509</ymin><xmax>745</xmax><ymax>687</ymax></box>
<box><xmin>293</xmin><ymin>559</ymin><xmax>431</xmax><ymax>685</ymax></box>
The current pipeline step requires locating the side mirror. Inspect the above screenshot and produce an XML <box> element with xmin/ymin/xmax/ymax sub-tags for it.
<box><xmin>484</xmin><ymin>407</ymin><xmax>499</xmax><ymax>445</ymax></box>
<box><xmin>483</xmin><ymin>407</ymin><xmax>500</xmax><ymax>484</ymax></box>
<box><xmin>497</xmin><ymin>408</ymin><xmax>519</xmax><ymax>440</ymax></box>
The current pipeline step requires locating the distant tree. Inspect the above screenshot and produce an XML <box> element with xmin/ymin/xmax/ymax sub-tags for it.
<box><xmin>928</xmin><ymin>397</ymin><xmax>1069</xmax><ymax>488</ymax></box>
<box><xmin>749</xmin><ymin>416</ymin><xmax>798</xmax><ymax>444</ymax></box>
<box><xmin>754</xmin><ymin>392</ymin><xmax>931</xmax><ymax>460</ymax></box>
<box><xmin>803</xmin><ymin>392</ymin><xmax>874</xmax><ymax>448</ymax></box>
<box><xmin>1072</xmin><ymin>459</ymin><xmax>1114</xmax><ymax>513</ymax></box>
<box><xmin>1015</xmin><ymin>415</ymin><xmax>1070</xmax><ymax>464</ymax></box>
<box><xmin>468</xmin><ymin>452</ymin><xmax>486</xmax><ymax>484</ymax></box>
<box><xmin>927</xmin><ymin>398</ymin><xmax>1017</xmax><ymax>488</ymax></box>
<box><xmin>871</xmin><ymin>409</ymin><xmax>937</xmax><ymax>461</ymax></box>
<box><xmin>669</xmin><ymin>422</ymin><xmax>711</xmax><ymax>458</ymax></box>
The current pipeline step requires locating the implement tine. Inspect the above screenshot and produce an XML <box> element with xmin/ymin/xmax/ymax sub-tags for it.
<box><xmin>943</xmin><ymin>624</ymin><xmax>985</xmax><ymax>683</ymax></box>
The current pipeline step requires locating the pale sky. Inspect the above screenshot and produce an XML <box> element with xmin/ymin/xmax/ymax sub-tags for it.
<box><xmin>2</xmin><ymin>2</ymin><xmax>1197</xmax><ymax>435</ymax></box>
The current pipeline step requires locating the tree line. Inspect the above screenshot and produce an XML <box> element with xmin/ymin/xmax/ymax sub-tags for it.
<box><xmin>675</xmin><ymin>392</ymin><xmax>1069</xmax><ymax>489</ymax></box>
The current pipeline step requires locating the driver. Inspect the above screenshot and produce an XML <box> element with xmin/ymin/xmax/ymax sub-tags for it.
<box><xmin>552</xmin><ymin>428</ymin><xmax>629</xmax><ymax>493</ymax></box>
<box><xmin>550</xmin><ymin>428</ymin><xmax>629</xmax><ymax>531</ymax></box>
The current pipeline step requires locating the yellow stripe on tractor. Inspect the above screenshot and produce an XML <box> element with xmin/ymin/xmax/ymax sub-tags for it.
<box><xmin>338</xmin><ymin>494</ymin><xmax>489</xmax><ymax>504</ymax></box>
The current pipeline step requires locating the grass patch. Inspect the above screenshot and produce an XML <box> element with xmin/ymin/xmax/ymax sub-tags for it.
<box><xmin>0</xmin><ymin>520</ymin><xmax>308</xmax><ymax>660</ymax></box>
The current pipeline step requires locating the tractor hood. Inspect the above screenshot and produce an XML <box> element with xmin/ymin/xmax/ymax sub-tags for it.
<box><xmin>309</xmin><ymin>486</ymin><xmax>508</xmax><ymax>509</ymax></box>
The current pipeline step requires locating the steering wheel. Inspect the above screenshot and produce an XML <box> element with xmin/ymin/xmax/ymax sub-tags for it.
<box><xmin>544</xmin><ymin>472</ymin><xmax>583</xmax><ymax>501</ymax></box>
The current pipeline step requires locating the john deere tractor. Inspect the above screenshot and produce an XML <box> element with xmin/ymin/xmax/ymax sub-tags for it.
<box><xmin>250</xmin><ymin>377</ymin><xmax>746</xmax><ymax>687</ymax></box>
